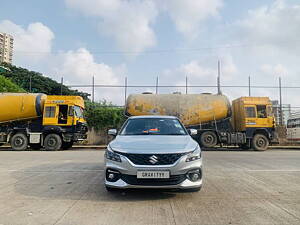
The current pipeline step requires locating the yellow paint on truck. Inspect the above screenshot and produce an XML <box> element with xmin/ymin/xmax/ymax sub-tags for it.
<box><xmin>0</xmin><ymin>93</ymin><xmax>46</xmax><ymax>124</ymax></box>
<box><xmin>126</xmin><ymin>94</ymin><xmax>231</xmax><ymax>126</ymax></box>
<box><xmin>232</xmin><ymin>97</ymin><xmax>274</xmax><ymax>131</ymax></box>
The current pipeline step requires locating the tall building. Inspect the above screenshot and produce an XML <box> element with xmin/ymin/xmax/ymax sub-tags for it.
<box><xmin>0</xmin><ymin>32</ymin><xmax>14</xmax><ymax>64</ymax></box>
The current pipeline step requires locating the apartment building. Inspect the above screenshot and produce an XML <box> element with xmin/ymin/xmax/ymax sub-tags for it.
<box><xmin>0</xmin><ymin>32</ymin><xmax>14</xmax><ymax>64</ymax></box>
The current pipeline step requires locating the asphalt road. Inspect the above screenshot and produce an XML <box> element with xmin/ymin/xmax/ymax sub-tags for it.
<box><xmin>0</xmin><ymin>149</ymin><xmax>299</xmax><ymax>225</ymax></box>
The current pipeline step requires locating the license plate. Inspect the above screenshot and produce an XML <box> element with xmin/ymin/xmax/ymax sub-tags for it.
<box><xmin>137</xmin><ymin>171</ymin><xmax>170</xmax><ymax>179</ymax></box>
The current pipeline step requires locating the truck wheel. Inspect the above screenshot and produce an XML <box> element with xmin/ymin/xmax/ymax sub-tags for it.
<box><xmin>29</xmin><ymin>144</ymin><xmax>42</xmax><ymax>150</ymax></box>
<box><xmin>11</xmin><ymin>133</ymin><xmax>28</xmax><ymax>151</ymax></box>
<box><xmin>252</xmin><ymin>134</ymin><xmax>269</xmax><ymax>151</ymax></box>
<box><xmin>44</xmin><ymin>134</ymin><xmax>62</xmax><ymax>151</ymax></box>
<box><xmin>61</xmin><ymin>141</ymin><xmax>73</xmax><ymax>150</ymax></box>
<box><xmin>200</xmin><ymin>131</ymin><xmax>218</xmax><ymax>148</ymax></box>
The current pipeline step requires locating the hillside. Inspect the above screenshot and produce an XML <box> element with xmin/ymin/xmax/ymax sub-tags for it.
<box><xmin>0</xmin><ymin>75</ymin><xmax>25</xmax><ymax>92</ymax></box>
<box><xmin>0</xmin><ymin>63</ymin><xmax>89</xmax><ymax>99</ymax></box>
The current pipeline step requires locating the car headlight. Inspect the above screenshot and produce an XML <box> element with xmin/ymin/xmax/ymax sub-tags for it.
<box><xmin>105</xmin><ymin>145</ymin><xmax>122</xmax><ymax>162</ymax></box>
<box><xmin>186</xmin><ymin>145</ymin><xmax>201</xmax><ymax>162</ymax></box>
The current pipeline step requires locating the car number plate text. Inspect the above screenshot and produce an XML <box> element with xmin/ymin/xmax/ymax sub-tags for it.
<box><xmin>137</xmin><ymin>171</ymin><xmax>170</xmax><ymax>179</ymax></box>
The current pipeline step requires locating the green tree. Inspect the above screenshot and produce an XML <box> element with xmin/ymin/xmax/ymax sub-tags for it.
<box><xmin>84</xmin><ymin>100</ymin><xmax>126</xmax><ymax>130</ymax></box>
<box><xmin>0</xmin><ymin>75</ymin><xmax>25</xmax><ymax>92</ymax></box>
<box><xmin>0</xmin><ymin>62</ymin><xmax>89</xmax><ymax>99</ymax></box>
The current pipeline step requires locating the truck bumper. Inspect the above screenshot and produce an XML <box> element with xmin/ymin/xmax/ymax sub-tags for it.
<box><xmin>62</xmin><ymin>133</ymin><xmax>87</xmax><ymax>142</ymax></box>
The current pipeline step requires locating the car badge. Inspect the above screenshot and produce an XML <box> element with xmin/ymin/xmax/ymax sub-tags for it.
<box><xmin>149</xmin><ymin>155</ymin><xmax>158</xmax><ymax>164</ymax></box>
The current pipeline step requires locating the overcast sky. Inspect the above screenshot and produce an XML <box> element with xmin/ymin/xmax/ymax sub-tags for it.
<box><xmin>1</xmin><ymin>0</ymin><xmax>300</xmax><ymax>106</ymax></box>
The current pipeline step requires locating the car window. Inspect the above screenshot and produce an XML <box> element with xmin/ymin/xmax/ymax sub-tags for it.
<box><xmin>120</xmin><ymin>118</ymin><xmax>187</xmax><ymax>135</ymax></box>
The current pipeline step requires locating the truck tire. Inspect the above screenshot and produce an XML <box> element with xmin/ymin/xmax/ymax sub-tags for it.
<box><xmin>29</xmin><ymin>144</ymin><xmax>42</xmax><ymax>150</ymax></box>
<box><xmin>10</xmin><ymin>133</ymin><xmax>28</xmax><ymax>151</ymax></box>
<box><xmin>44</xmin><ymin>134</ymin><xmax>62</xmax><ymax>151</ymax></box>
<box><xmin>200</xmin><ymin>131</ymin><xmax>218</xmax><ymax>148</ymax></box>
<box><xmin>61</xmin><ymin>141</ymin><xmax>73</xmax><ymax>150</ymax></box>
<box><xmin>252</xmin><ymin>134</ymin><xmax>269</xmax><ymax>151</ymax></box>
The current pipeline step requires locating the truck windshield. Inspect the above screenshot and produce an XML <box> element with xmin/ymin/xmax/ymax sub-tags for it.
<box><xmin>74</xmin><ymin>106</ymin><xmax>84</xmax><ymax>118</ymax></box>
<box><xmin>120</xmin><ymin>118</ymin><xmax>187</xmax><ymax>135</ymax></box>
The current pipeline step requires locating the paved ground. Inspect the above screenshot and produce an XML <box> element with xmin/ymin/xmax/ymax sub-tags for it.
<box><xmin>0</xmin><ymin>149</ymin><xmax>299</xmax><ymax>225</ymax></box>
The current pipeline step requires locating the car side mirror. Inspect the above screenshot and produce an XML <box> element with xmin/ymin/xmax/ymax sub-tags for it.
<box><xmin>108</xmin><ymin>129</ymin><xmax>117</xmax><ymax>136</ymax></box>
<box><xmin>188</xmin><ymin>129</ymin><xmax>198</xmax><ymax>136</ymax></box>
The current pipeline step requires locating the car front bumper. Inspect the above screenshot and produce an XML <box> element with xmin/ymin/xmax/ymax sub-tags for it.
<box><xmin>104</xmin><ymin>155</ymin><xmax>202</xmax><ymax>190</ymax></box>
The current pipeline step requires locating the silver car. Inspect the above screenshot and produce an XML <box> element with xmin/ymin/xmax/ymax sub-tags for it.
<box><xmin>104</xmin><ymin>115</ymin><xmax>202</xmax><ymax>191</ymax></box>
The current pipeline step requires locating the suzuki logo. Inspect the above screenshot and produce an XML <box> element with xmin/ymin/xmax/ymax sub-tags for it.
<box><xmin>149</xmin><ymin>155</ymin><xmax>158</xmax><ymax>164</ymax></box>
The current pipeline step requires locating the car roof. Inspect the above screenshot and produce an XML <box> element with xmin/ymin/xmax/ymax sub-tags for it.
<box><xmin>129</xmin><ymin>115</ymin><xmax>178</xmax><ymax>119</ymax></box>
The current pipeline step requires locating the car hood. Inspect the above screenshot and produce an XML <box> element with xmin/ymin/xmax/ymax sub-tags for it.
<box><xmin>109</xmin><ymin>135</ymin><xmax>198</xmax><ymax>154</ymax></box>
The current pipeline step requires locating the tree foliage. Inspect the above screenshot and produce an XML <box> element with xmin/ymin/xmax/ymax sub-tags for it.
<box><xmin>0</xmin><ymin>75</ymin><xmax>25</xmax><ymax>92</ymax></box>
<box><xmin>0</xmin><ymin>62</ymin><xmax>90</xmax><ymax>99</ymax></box>
<box><xmin>84</xmin><ymin>100</ymin><xmax>126</xmax><ymax>130</ymax></box>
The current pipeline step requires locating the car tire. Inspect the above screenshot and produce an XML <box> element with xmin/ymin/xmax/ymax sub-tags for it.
<box><xmin>200</xmin><ymin>131</ymin><xmax>218</xmax><ymax>148</ymax></box>
<box><xmin>252</xmin><ymin>134</ymin><xmax>269</xmax><ymax>151</ymax></box>
<box><xmin>10</xmin><ymin>133</ymin><xmax>28</xmax><ymax>151</ymax></box>
<box><xmin>44</xmin><ymin>134</ymin><xmax>62</xmax><ymax>151</ymax></box>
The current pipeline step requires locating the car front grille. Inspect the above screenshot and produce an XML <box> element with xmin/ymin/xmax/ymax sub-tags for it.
<box><xmin>116</xmin><ymin>152</ymin><xmax>187</xmax><ymax>165</ymax></box>
<box><xmin>121</xmin><ymin>174</ymin><xmax>186</xmax><ymax>186</ymax></box>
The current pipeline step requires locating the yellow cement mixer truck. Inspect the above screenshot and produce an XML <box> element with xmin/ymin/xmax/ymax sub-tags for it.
<box><xmin>125</xmin><ymin>93</ymin><xmax>277</xmax><ymax>151</ymax></box>
<box><xmin>0</xmin><ymin>93</ymin><xmax>88</xmax><ymax>150</ymax></box>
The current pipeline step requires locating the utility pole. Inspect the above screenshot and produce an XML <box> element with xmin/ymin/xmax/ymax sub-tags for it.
<box><xmin>217</xmin><ymin>60</ymin><xmax>221</xmax><ymax>95</ymax></box>
<box><xmin>60</xmin><ymin>77</ymin><xmax>63</xmax><ymax>95</ymax></box>
<box><xmin>279</xmin><ymin>77</ymin><xmax>283</xmax><ymax>126</ymax></box>
<box><xmin>248</xmin><ymin>76</ymin><xmax>251</xmax><ymax>97</ymax></box>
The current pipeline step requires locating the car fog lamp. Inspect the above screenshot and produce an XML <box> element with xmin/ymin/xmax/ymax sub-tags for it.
<box><xmin>106</xmin><ymin>169</ymin><xmax>121</xmax><ymax>182</ymax></box>
<box><xmin>187</xmin><ymin>169</ymin><xmax>202</xmax><ymax>182</ymax></box>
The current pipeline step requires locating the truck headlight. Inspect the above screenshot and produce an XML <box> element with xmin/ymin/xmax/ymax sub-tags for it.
<box><xmin>105</xmin><ymin>145</ymin><xmax>122</xmax><ymax>162</ymax></box>
<box><xmin>186</xmin><ymin>145</ymin><xmax>201</xmax><ymax>162</ymax></box>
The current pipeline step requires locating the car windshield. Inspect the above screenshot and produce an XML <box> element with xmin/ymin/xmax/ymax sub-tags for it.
<box><xmin>120</xmin><ymin>118</ymin><xmax>187</xmax><ymax>135</ymax></box>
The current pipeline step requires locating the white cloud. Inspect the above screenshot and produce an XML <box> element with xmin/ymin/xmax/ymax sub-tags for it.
<box><xmin>161</xmin><ymin>54</ymin><xmax>238</xmax><ymax>95</ymax></box>
<box><xmin>0</xmin><ymin>20</ymin><xmax>54</xmax><ymax>62</ymax></box>
<box><xmin>65</xmin><ymin>0</ymin><xmax>157</xmax><ymax>54</ymax></box>
<box><xmin>235</xmin><ymin>0</ymin><xmax>300</xmax><ymax>52</ymax></box>
<box><xmin>160</xmin><ymin>0</ymin><xmax>223</xmax><ymax>39</ymax></box>
<box><xmin>260</xmin><ymin>64</ymin><xmax>288</xmax><ymax>77</ymax></box>
<box><xmin>54</xmin><ymin>48</ymin><xmax>125</xmax><ymax>104</ymax></box>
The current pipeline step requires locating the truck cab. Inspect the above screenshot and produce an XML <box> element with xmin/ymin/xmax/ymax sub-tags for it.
<box><xmin>232</xmin><ymin>97</ymin><xmax>276</xmax><ymax>150</ymax></box>
<box><xmin>41</xmin><ymin>96</ymin><xmax>88</xmax><ymax>150</ymax></box>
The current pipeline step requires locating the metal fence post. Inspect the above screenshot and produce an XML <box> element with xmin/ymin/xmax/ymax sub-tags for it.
<box><xmin>60</xmin><ymin>77</ymin><xmax>63</xmax><ymax>95</ymax></box>
<box><xmin>217</xmin><ymin>60</ymin><xmax>221</xmax><ymax>94</ymax></box>
<box><xmin>124</xmin><ymin>77</ymin><xmax>128</xmax><ymax>106</ymax></box>
<box><xmin>92</xmin><ymin>76</ymin><xmax>95</xmax><ymax>103</ymax></box>
<box><xmin>186</xmin><ymin>76</ymin><xmax>188</xmax><ymax>94</ymax></box>
<box><xmin>156</xmin><ymin>76</ymin><xmax>159</xmax><ymax>94</ymax></box>
<box><xmin>248</xmin><ymin>76</ymin><xmax>251</xmax><ymax>97</ymax></box>
<box><xmin>279</xmin><ymin>77</ymin><xmax>283</xmax><ymax>125</ymax></box>
<box><xmin>29</xmin><ymin>75</ymin><xmax>32</xmax><ymax>93</ymax></box>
